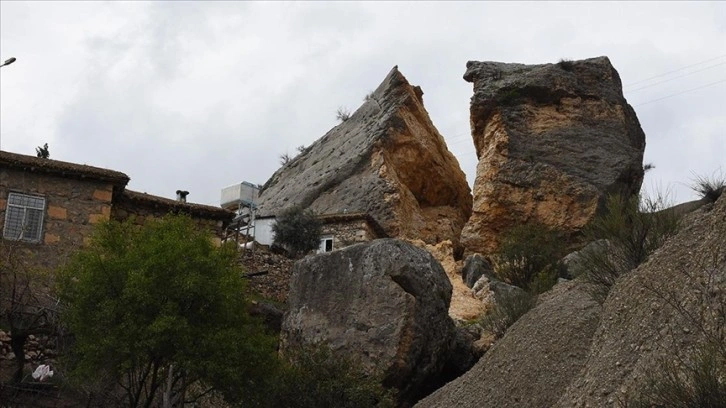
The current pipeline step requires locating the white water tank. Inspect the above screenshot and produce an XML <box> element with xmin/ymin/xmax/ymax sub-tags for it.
<box><xmin>221</xmin><ymin>181</ymin><xmax>259</xmax><ymax>210</ymax></box>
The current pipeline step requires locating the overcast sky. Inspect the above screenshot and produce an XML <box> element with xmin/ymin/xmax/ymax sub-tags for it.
<box><xmin>1</xmin><ymin>1</ymin><xmax>724</xmax><ymax>207</ymax></box>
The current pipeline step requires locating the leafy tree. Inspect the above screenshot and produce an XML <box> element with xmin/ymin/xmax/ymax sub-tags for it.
<box><xmin>35</xmin><ymin>143</ymin><xmax>49</xmax><ymax>159</ymax></box>
<box><xmin>57</xmin><ymin>215</ymin><xmax>277</xmax><ymax>407</ymax></box>
<box><xmin>272</xmin><ymin>207</ymin><xmax>322</xmax><ymax>258</ymax></box>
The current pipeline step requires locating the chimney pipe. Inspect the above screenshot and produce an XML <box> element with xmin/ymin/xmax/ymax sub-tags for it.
<box><xmin>176</xmin><ymin>190</ymin><xmax>189</xmax><ymax>203</ymax></box>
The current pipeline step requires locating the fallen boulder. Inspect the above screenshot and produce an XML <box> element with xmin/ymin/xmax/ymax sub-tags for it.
<box><xmin>280</xmin><ymin>239</ymin><xmax>456</xmax><ymax>405</ymax></box>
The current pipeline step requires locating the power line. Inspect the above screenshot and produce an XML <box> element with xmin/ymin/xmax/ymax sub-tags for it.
<box><xmin>624</xmin><ymin>54</ymin><xmax>726</xmax><ymax>87</ymax></box>
<box><xmin>634</xmin><ymin>79</ymin><xmax>726</xmax><ymax>106</ymax></box>
<box><xmin>625</xmin><ymin>61</ymin><xmax>726</xmax><ymax>93</ymax></box>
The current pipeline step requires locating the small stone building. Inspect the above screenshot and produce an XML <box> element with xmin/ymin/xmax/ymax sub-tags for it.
<box><xmin>0</xmin><ymin>150</ymin><xmax>233</xmax><ymax>270</ymax></box>
<box><xmin>251</xmin><ymin>212</ymin><xmax>387</xmax><ymax>253</ymax></box>
<box><xmin>317</xmin><ymin>212</ymin><xmax>388</xmax><ymax>253</ymax></box>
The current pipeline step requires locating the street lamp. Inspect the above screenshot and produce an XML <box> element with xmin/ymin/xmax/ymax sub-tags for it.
<box><xmin>0</xmin><ymin>57</ymin><xmax>16</xmax><ymax>67</ymax></box>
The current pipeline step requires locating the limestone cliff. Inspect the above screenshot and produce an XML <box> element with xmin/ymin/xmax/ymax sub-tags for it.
<box><xmin>257</xmin><ymin>67</ymin><xmax>472</xmax><ymax>246</ymax></box>
<box><xmin>460</xmin><ymin>57</ymin><xmax>645</xmax><ymax>254</ymax></box>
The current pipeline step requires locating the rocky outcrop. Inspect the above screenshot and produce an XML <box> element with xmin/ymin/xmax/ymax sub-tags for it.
<box><xmin>461</xmin><ymin>254</ymin><xmax>493</xmax><ymax>289</ymax></box>
<box><xmin>408</xmin><ymin>239</ymin><xmax>486</xmax><ymax>322</ymax></box>
<box><xmin>415</xmin><ymin>280</ymin><xmax>602</xmax><ymax>408</ymax></box>
<box><xmin>280</xmin><ymin>239</ymin><xmax>456</xmax><ymax>406</ymax></box>
<box><xmin>555</xmin><ymin>195</ymin><xmax>726</xmax><ymax>407</ymax></box>
<box><xmin>257</xmin><ymin>67</ymin><xmax>472</xmax><ymax>246</ymax></box>
<box><xmin>416</xmin><ymin>196</ymin><xmax>726</xmax><ymax>408</ymax></box>
<box><xmin>460</xmin><ymin>57</ymin><xmax>646</xmax><ymax>254</ymax></box>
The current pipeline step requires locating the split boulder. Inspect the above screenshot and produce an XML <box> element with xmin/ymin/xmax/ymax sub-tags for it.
<box><xmin>257</xmin><ymin>67</ymin><xmax>472</xmax><ymax>246</ymax></box>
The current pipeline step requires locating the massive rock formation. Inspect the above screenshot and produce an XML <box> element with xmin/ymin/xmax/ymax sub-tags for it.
<box><xmin>280</xmin><ymin>239</ymin><xmax>456</xmax><ymax>405</ymax></box>
<box><xmin>555</xmin><ymin>195</ymin><xmax>726</xmax><ymax>407</ymax></box>
<box><xmin>257</xmin><ymin>67</ymin><xmax>472</xmax><ymax>246</ymax></box>
<box><xmin>415</xmin><ymin>280</ymin><xmax>602</xmax><ymax>408</ymax></box>
<box><xmin>416</xmin><ymin>196</ymin><xmax>726</xmax><ymax>408</ymax></box>
<box><xmin>460</xmin><ymin>56</ymin><xmax>646</xmax><ymax>254</ymax></box>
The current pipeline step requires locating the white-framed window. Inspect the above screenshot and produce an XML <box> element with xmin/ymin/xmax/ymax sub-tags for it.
<box><xmin>3</xmin><ymin>192</ymin><xmax>46</xmax><ymax>243</ymax></box>
<box><xmin>318</xmin><ymin>235</ymin><xmax>334</xmax><ymax>253</ymax></box>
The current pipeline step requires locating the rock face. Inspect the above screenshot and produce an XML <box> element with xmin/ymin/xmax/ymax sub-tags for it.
<box><xmin>257</xmin><ymin>67</ymin><xmax>472</xmax><ymax>246</ymax></box>
<box><xmin>555</xmin><ymin>195</ymin><xmax>726</xmax><ymax>407</ymax></box>
<box><xmin>416</xmin><ymin>196</ymin><xmax>726</xmax><ymax>408</ymax></box>
<box><xmin>415</xmin><ymin>280</ymin><xmax>602</xmax><ymax>408</ymax></box>
<box><xmin>280</xmin><ymin>239</ymin><xmax>456</xmax><ymax>405</ymax></box>
<box><xmin>460</xmin><ymin>57</ymin><xmax>646</xmax><ymax>254</ymax></box>
<box><xmin>461</xmin><ymin>254</ymin><xmax>493</xmax><ymax>289</ymax></box>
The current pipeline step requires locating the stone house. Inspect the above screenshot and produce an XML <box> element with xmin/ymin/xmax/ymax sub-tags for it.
<box><xmin>316</xmin><ymin>212</ymin><xmax>388</xmax><ymax>253</ymax></box>
<box><xmin>0</xmin><ymin>150</ymin><xmax>234</xmax><ymax>270</ymax></box>
<box><xmin>251</xmin><ymin>212</ymin><xmax>387</xmax><ymax>253</ymax></box>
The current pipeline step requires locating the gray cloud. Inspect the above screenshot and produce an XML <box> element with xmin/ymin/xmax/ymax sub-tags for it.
<box><xmin>1</xmin><ymin>1</ymin><xmax>724</xmax><ymax>206</ymax></box>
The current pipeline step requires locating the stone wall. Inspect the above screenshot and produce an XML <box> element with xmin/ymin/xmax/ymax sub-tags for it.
<box><xmin>0</xmin><ymin>330</ymin><xmax>57</xmax><ymax>364</ymax></box>
<box><xmin>0</xmin><ymin>167</ymin><xmax>115</xmax><ymax>270</ymax></box>
<box><xmin>111</xmin><ymin>193</ymin><xmax>230</xmax><ymax>242</ymax></box>
<box><xmin>320</xmin><ymin>219</ymin><xmax>377</xmax><ymax>251</ymax></box>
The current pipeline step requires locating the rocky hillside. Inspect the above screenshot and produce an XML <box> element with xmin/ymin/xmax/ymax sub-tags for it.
<box><xmin>460</xmin><ymin>57</ymin><xmax>646</xmax><ymax>254</ymax></box>
<box><xmin>416</xmin><ymin>194</ymin><xmax>725</xmax><ymax>407</ymax></box>
<box><xmin>256</xmin><ymin>67</ymin><xmax>472</xmax><ymax>246</ymax></box>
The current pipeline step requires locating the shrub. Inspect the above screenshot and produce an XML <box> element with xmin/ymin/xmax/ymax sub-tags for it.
<box><xmin>690</xmin><ymin>171</ymin><xmax>725</xmax><ymax>203</ymax></box>
<box><xmin>246</xmin><ymin>344</ymin><xmax>396</xmax><ymax>408</ymax></box>
<box><xmin>492</xmin><ymin>222</ymin><xmax>568</xmax><ymax>292</ymax></box>
<box><xmin>480</xmin><ymin>290</ymin><xmax>537</xmax><ymax>339</ymax></box>
<box><xmin>624</xmin><ymin>340</ymin><xmax>726</xmax><ymax>408</ymax></box>
<box><xmin>557</xmin><ymin>58</ymin><xmax>575</xmax><ymax>71</ymax></box>
<box><xmin>279</xmin><ymin>152</ymin><xmax>291</xmax><ymax>165</ymax></box>
<box><xmin>336</xmin><ymin>107</ymin><xmax>352</xmax><ymax>122</ymax></box>
<box><xmin>582</xmin><ymin>193</ymin><xmax>680</xmax><ymax>302</ymax></box>
<box><xmin>621</xmin><ymin>243</ymin><xmax>726</xmax><ymax>407</ymax></box>
<box><xmin>272</xmin><ymin>207</ymin><xmax>322</xmax><ymax>258</ymax></box>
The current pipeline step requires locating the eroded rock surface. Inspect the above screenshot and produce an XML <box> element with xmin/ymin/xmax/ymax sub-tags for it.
<box><xmin>257</xmin><ymin>67</ymin><xmax>472</xmax><ymax>246</ymax></box>
<box><xmin>460</xmin><ymin>57</ymin><xmax>645</xmax><ymax>254</ymax></box>
<box><xmin>555</xmin><ymin>195</ymin><xmax>726</xmax><ymax>407</ymax></box>
<box><xmin>415</xmin><ymin>280</ymin><xmax>602</xmax><ymax>408</ymax></box>
<box><xmin>280</xmin><ymin>239</ymin><xmax>456</xmax><ymax>405</ymax></box>
<box><xmin>416</xmin><ymin>195</ymin><xmax>726</xmax><ymax>408</ymax></box>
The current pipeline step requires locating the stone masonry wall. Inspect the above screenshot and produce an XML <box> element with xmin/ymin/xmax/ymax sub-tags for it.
<box><xmin>0</xmin><ymin>167</ymin><xmax>115</xmax><ymax>270</ymax></box>
<box><xmin>320</xmin><ymin>219</ymin><xmax>377</xmax><ymax>250</ymax></box>
<box><xmin>112</xmin><ymin>200</ymin><xmax>227</xmax><ymax>242</ymax></box>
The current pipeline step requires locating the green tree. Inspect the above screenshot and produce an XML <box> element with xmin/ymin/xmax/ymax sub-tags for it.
<box><xmin>272</xmin><ymin>207</ymin><xmax>322</xmax><ymax>258</ymax></box>
<box><xmin>57</xmin><ymin>215</ymin><xmax>277</xmax><ymax>407</ymax></box>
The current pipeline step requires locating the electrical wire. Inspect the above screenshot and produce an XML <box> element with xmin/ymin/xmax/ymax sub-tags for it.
<box><xmin>625</xmin><ymin>61</ymin><xmax>726</xmax><ymax>93</ymax></box>
<box><xmin>633</xmin><ymin>79</ymin><xmax>726</xmax><ymax>106</ymax></box>
<box><xmin>624</xmin><ymin>54</ymin><xmax>726</xmax><ymax>87</ymax></box>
